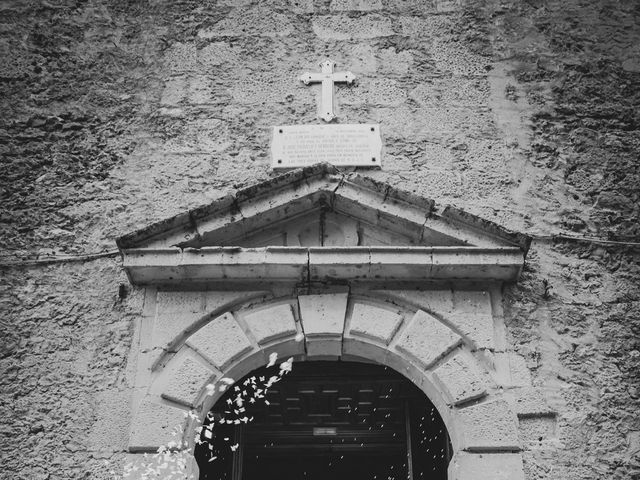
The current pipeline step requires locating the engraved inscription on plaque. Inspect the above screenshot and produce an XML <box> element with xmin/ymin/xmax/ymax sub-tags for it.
<box><xmin>271</xmin><ymin>124</ymin><xmax>382</xmax><ymax>169</ymax></box>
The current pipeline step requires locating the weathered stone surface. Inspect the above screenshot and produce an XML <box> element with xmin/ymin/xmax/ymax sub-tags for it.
<box><xmin>518</xmin><ymin>416</ymin><xmax>557</xmax><ymax>448</ymax></box>
<box><xmin>156</xmin><ymin>291</ymin><xmax>204</xmax><ymax>313</ymax></box>
<box><xmin>435</xmin><ymin>0</ymin><xmax>462</xmax><ymax>13</ymax></box>
<box><xmin>298</xmin><ymin>291</ymin><xmax>348</xmax><ymax>358</ymax></box>
<box><xmin>198</xmin><ymin>7</ymin><xmax>293</xmax><ymax>38</ymax></box>
<box><xmin>186</xmin><ymin>312</ymin><xmax>253</xmax><ymax>369</ymax></box>
<box><xmin>330</xmin><ymin>0</ymin><xmax>383</xmax><ymax>12</ymax></box>
<box><xmin>160</xmin><ymin>77</ymin><xmax>187</xmax><ymax>106</ymax></box>
<box><xmin>446</xmin><ymin>312</ymin><xmax>495</xmax><ymax>350</ymax></box>
<box><xmin>493</xmin><ymin>352</ymin><xmax>532</xmax><ymax>388</ymax></box>
<box><xmin>348</xmin><ymin>301</ymin><xmax>403</xmax><ymax>344</ymax></box>
<box><xmin>2</xmin><ymin>1</ymin><xmax>639</xmax><ymax>479</ymax></box>
<box><xmin>88</xmin><ymin>388</ymin><xmax>132</xmax><ymax>453</ymax></box>
<box><xmin>129</xmin><ymin>399</ymin><xmax>187</xmax><ymax>450</ymax></box>
<box><xmin>342</xmin><ymin>336</ymin><xmax>389</xmax><ymax>365</ymax></box>
<box><xmin>444</xmin><ymin>292</ymin><xmax>495</xmax><ymax>348</ymax></box>
<box><xmin>453</xmin><ymin>290</ymin><xmax>493</xmax><ymax>316</ymax></box>
<box><xmin>262</xmin><ymin>335</ymin><xmax>306</xmax><ymax>361</ymax></box>
<box><xmin>396</xmin><ymin>310</ymin><xmax>462</xmax><ymax>368</ymax></box>
<box><xmin>375</xmin><ymin>289</ymin><xmax>454</xmax><ymax>316</ymax></box>
<box><xmin>376</xmin><ymin>290</ymin><xmax>495</xmax><ymax>348</ymax></box>
<box><xmin>243</xmin><ymin>303</ymin><xmax>297</xmax><ymax>345</ymax></box>
<box><xmin>161</xmin><ymin>355</ymin><xmax>215</xmax><ymax>406</ymax></box>
<box><xmin>457</xmin><ymin>399</ymin><xmax>520</xmax><ymax>451</ymax></box>
<box><xmin>306</xmin><ymin>337</ymin><xmax>342</xmax><ymax>357</ymax></box>
<box><xmin>152</xmin><ymin>291</ymin><xmax>259</xmax><ymax>349</ymax></box>
<box><xmin>508</xmin><ymin>387</ymin><xmax>555</xmax><ymax>418</ymax></box>
<box><xmin>449</xmin><ymin>452</ymin><xmax>525</xmax><ymax>480</ymax></box>
<box><xmin>298</xmin><ymin>293</ymin><xmax>348</xmax><ymax>337</ymax></box>
<box><xmin>312</xmin><ymin>15</ymin><xmax>394</xmax><ymax>40</ymax></box>
<box><xmin>433</xmin><ymin>352</ymin><xmax>487</xmax><ymax>405</ymax></box>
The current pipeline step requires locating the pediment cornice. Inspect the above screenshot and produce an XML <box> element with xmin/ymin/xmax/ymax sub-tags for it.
<box><xmin>117</xmin><ymin>164</ymin><xmax>530</xmax><ymax>286</ymax></box>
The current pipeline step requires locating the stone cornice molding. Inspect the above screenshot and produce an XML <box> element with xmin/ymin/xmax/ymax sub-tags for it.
<box><xmin>120</xmin><ymin>245</ymin><xmax>525</xmax><ymax>286</ymax></box>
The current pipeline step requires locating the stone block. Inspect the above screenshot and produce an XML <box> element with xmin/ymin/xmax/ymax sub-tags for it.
<box><xmin>312</xmin><ymin>15</ymin><xmax>394</xmax><ymax>40</ymax></box>
<box><xmin>290</xmin><ymin>0</ymin><xmax>314</xmax><ymax>13</ymax></box>
<box><xmin>507</xmin><ymin>387</ymin><xmax>555</xmax><ymax>418</ymax></box>
<box><xmin>348</xmin><ymin>302</ymin><xmax>403</xmax><ymax>344</ymax></box>
<box><xmin>379</xmin><ymin>290</ymin><xmax>495</xmax><ymax>349</ymax></box>
<box><xmin>198</xmin><ymin>42</ymin><xmax>239</xmax><ymax>69</ymax></box>
<box><xmin>298</xmin><ymin>293</ymin><xmax>348</xmax><ymax>337</ymax></box>
<box><xmin>88</xmin><ymin>389</ymin><xmax>131</xmax><ymax>453</ymax></box>
<box><xmin>198</xmin><ymin>7</ymin><xmax>292</xmax><ymax>38</ymax></box>
<box><xmin>122</xmin><ymin>451</ymin><xmax>199</xmax><ymax>479</ymax></box>
<box><xmin>188</xmin><ymin>76</ymin><xmax>213</xmax><ymax>105</ymax></box>
<box><xmin>152</xmin><ymin>311</ymin><xmax>204</xmax><ymax>353</ymax></box>
<box><xmin>152</xmin><ymin>291</ymin><xmax>257</xmax><ymax>350</ymax></box>
<box><xmin>160</xmin><ymin>77</ymin><xmax>187</xmax><ymax>106</ymax></box>
<box><xmin>243</xmin><ymin>303</ymin><xmax>297</xmax><ymax>345</ymax></box>
<box><xmin>262</xmin><ymin>335</ymin><xmax>306</xmax><ymax>361</ymax></box>
<box><xmin>330</xmin><ymin>0</ymin><xmax>382</xmax><ymax>11</ymax></box>
<box><xmin>435</xmin><ymin>0</ymin><xmax>461</xmax><ymax>13</ymax></box>
<box><xmin>342</xmin><ymin>337</ymin><xmax>388</xmax><ymax>365</ymax></box>
<box><xmin>518</xmin><ymin>417</ymin><xmax>556</xmax><ymax>447</ymax></box>
<box><xmin>453</xmin><ymin>290</ymin><xmax>492</xmax><ymax>316</ymax></box>
<box><xmin>157</xmin><ymin>291</ymin><xmax>204</xmax><ymax>313</ymax></box>
<box><xmin>186</xmin><ymin>312</ymin><xmax>253</xmax><ymax>369</ymax></box>
<box><xmin>306</xmin><ymin>337</ymin><xmax>342</xmax><ymax>357</ymax></box>
<box><xmin>493</xmin><ymin>352</ymin><xmax>532</xmax><ymax>387</ymax></box>
<box><xmin>457</xmin><ymin>399</ymin><xmax>520</xmax><ymax>451</ymax></box>
<box><xmin>448</xmin><ymin>452</ymin><xmax>525</xmax><ymax>480</ymax></box>
<box><xmin>433</xmin><ymin>352</ymin><xmax>487</xmax><ymax>405</ymax></box>
<box><xmin>164</xmin><ymin>42</ymin><xmax>197</xmax><ymax>73</ymax></box>
<box><xmin>367</xmin><ymin>79</ymin><xmax>407</xmax><ymax>106</ymax></box>
<box><xmin>375</xmin><ymin>289</ymin><xmax>454</xmax><ymax>316</ymax></box>
<box><xmin>161</xmin><ymin>356</ymin><xmax>216</xmax><ymax>407</ymax></box>
<box><xmin>396</xmin><ymin>310</ymin><xmax>462</xmax><ymax>368</ymax></box>
<box><xmin>446</xmin><ymin>312</ymin><xmax>495</xmax><ymax>350</ymax></box>
<box><xmin>129</xmin><ymin>398</ymin><xmax>187</xmax><ymax>451</ymax></box>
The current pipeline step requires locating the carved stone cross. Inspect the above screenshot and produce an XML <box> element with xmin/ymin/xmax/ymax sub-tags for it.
<box><xmin>300</xmin><ymin>59</ymin><xmax>356</xmax><ymax>122</ymax></box>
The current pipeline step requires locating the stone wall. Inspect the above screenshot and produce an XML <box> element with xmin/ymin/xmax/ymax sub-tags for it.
<box><xmin>0</xmin><ymin>1</ymin><xmax>638</xmax><ymax>479</ymax></box>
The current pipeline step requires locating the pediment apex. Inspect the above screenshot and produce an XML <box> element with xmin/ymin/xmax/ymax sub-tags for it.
<box><xmin>116</xmin><ymin>163</ymin><xmax>530</xmax><ymax>253</ymax></box>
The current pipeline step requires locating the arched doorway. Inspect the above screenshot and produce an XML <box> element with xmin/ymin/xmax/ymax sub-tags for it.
<box><xmin>195</xmin><ymin>361</ymin><xmax>451</xmax><ymax>480</ymax></box>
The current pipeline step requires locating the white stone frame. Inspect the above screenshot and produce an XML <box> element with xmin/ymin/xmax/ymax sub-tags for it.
<box><xmin>118</xmin><ymin>164</ymin><xmax>537</xmax><ymax>480</ymax></box>
<box><xmin>125</xmin><ymin>288</ymin><xmax>527</xmax><ymax>480</ymax></box>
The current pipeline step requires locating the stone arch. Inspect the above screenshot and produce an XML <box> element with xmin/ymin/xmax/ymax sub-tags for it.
<box><xmin>130</xmin><ymin>292</ymin><xmax>525</xmax><ymax>480</ymax></box>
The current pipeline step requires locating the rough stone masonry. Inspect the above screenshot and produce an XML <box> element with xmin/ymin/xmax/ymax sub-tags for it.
<box><xmin>0</xmin><ymin>1</ymin><xmax>639</xmax><ymax>479</ymax></box>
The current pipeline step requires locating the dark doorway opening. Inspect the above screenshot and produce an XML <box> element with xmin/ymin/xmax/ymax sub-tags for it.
<box><xmin>195</xmin><ymin>361</ymin><xmax>451</xmax><ymax>480</ymax></box>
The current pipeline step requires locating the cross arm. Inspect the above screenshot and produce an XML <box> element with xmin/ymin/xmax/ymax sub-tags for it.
<box><xmin>332</xmin><ymin>71</ymin><xmax>356</xmax><ymax>84</ymax></box>
<box><xmin>299</xmin><ymin>72</ymin><xmax>324</xmax><ymax>85</ymax></box>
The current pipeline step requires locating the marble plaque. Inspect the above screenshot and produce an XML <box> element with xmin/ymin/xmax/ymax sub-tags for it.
<box><xmin>271</xmin><ymin>124</ymin><xmax>382</xmax><ymax>169</ymax></box>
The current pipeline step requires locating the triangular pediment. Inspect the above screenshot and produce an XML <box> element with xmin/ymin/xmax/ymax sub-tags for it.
<box><xmin>117</xmin><ymin>164</ymin><xmax>530</xmax><ymax>286</ymax></box>
<box><xmin>117</xmin><ymin>163</ymin><xmax>530</xmax><ymax>251</ymax></box>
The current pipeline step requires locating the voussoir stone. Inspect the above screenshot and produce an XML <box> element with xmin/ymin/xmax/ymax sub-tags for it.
<box><xmin>152</xmin><ymin>291</ymin><xmax>261</xmax><ymax>350</ymax></box>
<box><xmin>243</xmin><ymin>303</ymin><xmax>297</xmax><ymax>345</ymax></box>
<box><xmin>457</xmin><ymin>399</ymin><xmax>520</xmax><ymax>451</ymax></box>
<box><xmin>186</xmin><ymin>312</ymin><xmax>253</xmax><ymax>369</ymax></box>
<box><xmin>349</xmin><ymin>302</ymin><xmax>403</xmax><ymax>344</ymax></box>
<box><xmin>299</xmin><ymin>293</ymin><xmax>348</xmax><ymax>357</ymax></box>
<box><xmin>449</xmin><ymin>452</ymin><xmax>525</xmax><ymax>480</ymax></box>
<box><xmin>433</xmin><ymin>352</ymin><xmax>487</xmax><ymax>405</ymax></box>
<box><xmin>161</xmin><ymin>356</ymin><xmax>215</xmax><ymax>406</ymax></box>
<box><xmin>396</xmin><ymin>310</ymin><xmax>462</xmax><ymax>368</ymax></box>
<box><xmin>298</xmin><ymin>293</ymin><xmax>348</xmax><ymax>337</ymax></box>
<box><xmin>129</xmin><ymin>399</ymin><xmax>187</xmax><ymax>451</ymax></box>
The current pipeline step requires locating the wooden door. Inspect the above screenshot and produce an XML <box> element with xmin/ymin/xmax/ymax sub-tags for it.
<box><xmin>196</xmin><ymin>361</ymin><xmax>450</xmax><ymax>480</ymax></box>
